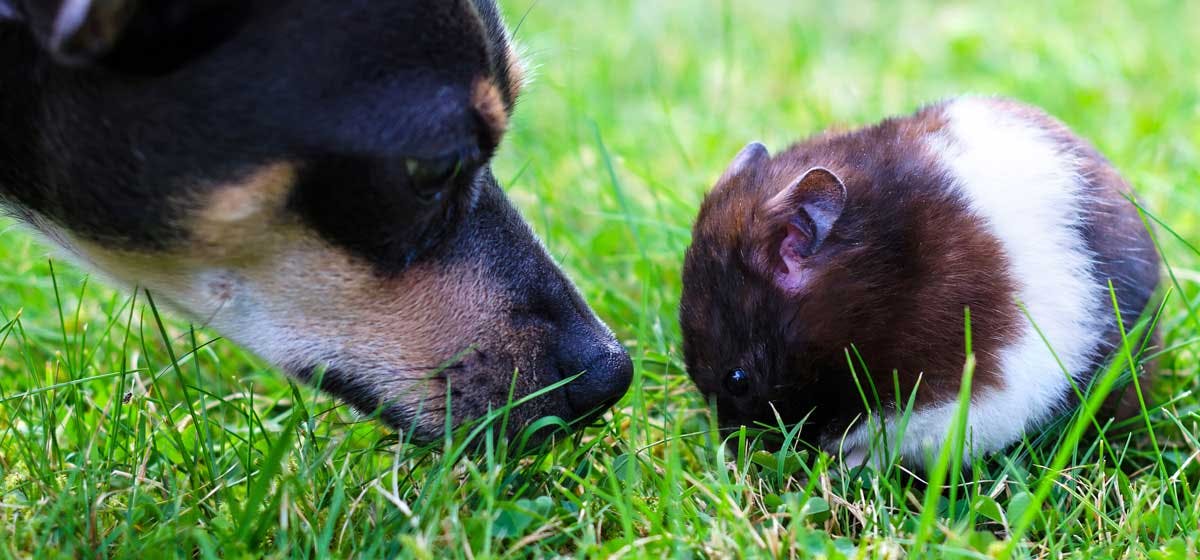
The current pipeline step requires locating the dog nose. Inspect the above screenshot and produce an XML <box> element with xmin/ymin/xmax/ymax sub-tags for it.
<box><xmin>558</xmin><ymin>337</ymin><xmax>633</xmax><ymax>420</ymax></box>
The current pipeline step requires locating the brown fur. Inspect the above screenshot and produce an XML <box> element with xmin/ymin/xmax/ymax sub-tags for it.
<box><xmin>472</xmin><ymin>78</ymin><xmax>509</xmax><ymax>147</ymax></box>
<box><xmin>681</xmin><ymin>103</ymin><xmax>1022</xmax><ymax>441</ymax></box>
<box><xmin>3</xmin><ymin>0</ymin><xmax>633</xmax><ymax>447</ymax></box>
<box><xmin>46</xmin><ymin>161</ymin><xmax>578</xmax><ymax>440</ymax></box>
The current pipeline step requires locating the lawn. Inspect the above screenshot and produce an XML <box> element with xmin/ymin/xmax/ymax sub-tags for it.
<box><xmin>2</xmin><ymin>0</ymin><xmax>1199</xmax><ymax>557</ymax></box>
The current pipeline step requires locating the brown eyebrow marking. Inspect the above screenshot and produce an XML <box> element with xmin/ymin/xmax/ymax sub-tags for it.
<box><xmin>472</xmin><ymin>77</ymin><xmax>509</xmax><ymax>148</ymax></box>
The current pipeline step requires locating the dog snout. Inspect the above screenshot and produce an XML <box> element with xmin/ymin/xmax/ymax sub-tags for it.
<box><xmin>554</xmin><ymin>326</ymin><xmax>634</xmax><ymax>422</ymax></box>
<box><xmin>515</xmin><ymin>262</ymin><xmax>633</xmax><ymax>422</ymax></box>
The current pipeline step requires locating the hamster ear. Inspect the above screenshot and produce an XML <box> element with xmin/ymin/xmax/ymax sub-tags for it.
<box><xmin>759</xmin><ymin>167</ymin><xmax>847</xmax><ymax>293</ymax></box>
<box><xmin>717</xmin><ymin>141</ymin><xmax>770</xmax><ymax>185</ymax></box>
<box><xmin>20</xmin><ymin>0</ymin><xmax>139</xmax><ymax>66</ymax></box>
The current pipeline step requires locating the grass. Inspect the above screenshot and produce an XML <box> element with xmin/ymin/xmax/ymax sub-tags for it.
<box><xmin>2</xmin><ymin>0</ymin><xmax>1199</xmax><ymax>557</ymax></box>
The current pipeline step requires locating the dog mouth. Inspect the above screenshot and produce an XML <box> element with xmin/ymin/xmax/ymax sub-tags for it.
<box><xmin>370</xmin><ymin>389</ymin><xmax>605</xmax><ymax>453</ymax></box>
<box><xmin>288</xmin><ymin>357</ymin><xmax>612</xmax><ymax>444</ymax></box>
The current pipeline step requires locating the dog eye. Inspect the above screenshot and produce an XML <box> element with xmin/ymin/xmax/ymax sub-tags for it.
<box><xmin>723</xmin><ymin>368</ymin><xmax>750</xmax><ymax>396</ymax></box>
<box><xmin>404</xmin><ymin>155</ymin><xmax>463</xmax><ymax>204</ymax></box>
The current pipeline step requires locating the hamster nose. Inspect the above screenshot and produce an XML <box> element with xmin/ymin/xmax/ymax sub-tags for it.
<box><xmin>556</xmin><ymin>337</ymin><xmax>633</xmax><ymax>421</ymax></box>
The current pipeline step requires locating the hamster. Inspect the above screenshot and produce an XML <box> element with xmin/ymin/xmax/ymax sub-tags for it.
<box><xmin>679</xmin><ymin>96</ymin><xmax>1160</xmax><ymax>467</ymax></box>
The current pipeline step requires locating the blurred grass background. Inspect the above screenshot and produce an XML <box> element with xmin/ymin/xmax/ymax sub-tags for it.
<box><xmin>2</xmin><ymin>0</ymin><xmax>1198</xmax><ymax>557</ymax></box>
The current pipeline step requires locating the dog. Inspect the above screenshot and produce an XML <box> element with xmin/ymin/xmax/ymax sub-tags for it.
<box><xmin>0</xmin><ymin>0</ymin><xmax>633</xmax><ymax>445</ymax></box>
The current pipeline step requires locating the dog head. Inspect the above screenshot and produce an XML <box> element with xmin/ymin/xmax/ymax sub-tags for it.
<box><xmin>0</xmin><ymin>0</ymin><xmax>632</xmax><ymax>443</ymax></box>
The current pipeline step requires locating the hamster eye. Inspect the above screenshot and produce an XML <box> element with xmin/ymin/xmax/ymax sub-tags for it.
<box><xmin>723</xmin><ymin>368</ymin><xmax>750</xmax><ymax>396</ymax></box>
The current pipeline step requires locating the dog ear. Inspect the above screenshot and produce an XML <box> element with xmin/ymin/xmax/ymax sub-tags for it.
<box><xmin>16</xmin><ymin>0</ymin><xmax>140</xmax><ymax>66</ymax></box>
<box><xmin>15</xmin><ymin>0</ymin><xmax>249</xmax><ymax>73</ymax></box>
<box><xmin>754</xmin><ymin>167</ymin><xmax>847</xmax><ymax>293</ymax></box>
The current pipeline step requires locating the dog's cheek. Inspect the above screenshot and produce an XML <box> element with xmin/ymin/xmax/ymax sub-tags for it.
<box><xmin>414</xmin><ymin>321</ymin><xmax>548</xmax><ymax>437</ymax></box>
<box><xmin>230</xmin><ymin>250</ymin><xmax>523</xmax><ymax>437</ymax></box>
<box><xmin>24</xmin><ymin>162</ymin><xmax>544</xmax><ymax>438</ymax></box>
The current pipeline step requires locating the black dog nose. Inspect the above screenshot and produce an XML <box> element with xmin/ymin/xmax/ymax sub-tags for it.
<box><xmin>559</xmin><ymin>338</ymin><xmax>633</xmax><ymax>420</ymax></box>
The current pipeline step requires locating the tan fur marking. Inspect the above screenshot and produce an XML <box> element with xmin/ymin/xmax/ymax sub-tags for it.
<box><xmin>189</xmin><ymin>162</ymin><xmax>298</xmax><ymax>261</ymax></box>
<box><xmin>198</xmin><ymin>163</ymin><xmax>295</xmax><ymax>225</ymax></box>
<box><xmin>473</xmin><ymin>77</ymin><xmax>509</xmax><ymax>145</ymax></box>
<box><xmin>48</xmin><ymin>162</ymin><xmax>518</xmax><ymax>433</ymax></box>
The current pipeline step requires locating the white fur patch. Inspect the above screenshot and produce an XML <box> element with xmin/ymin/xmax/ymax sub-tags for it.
<box><xmin>838</xmin><ymin>97</ymin><xmax>1105</xmax><ymax>466</ymax></box>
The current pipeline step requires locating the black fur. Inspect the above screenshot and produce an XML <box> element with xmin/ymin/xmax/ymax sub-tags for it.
<box><xmin>0</xmin><ymin>0</ymin><xmax>633</xmax><ymax>442</ymax></box>
<box><xmin>0</xmin><ymin>0</ymin><xmax>506</xmax><ymax>260</ymax></box>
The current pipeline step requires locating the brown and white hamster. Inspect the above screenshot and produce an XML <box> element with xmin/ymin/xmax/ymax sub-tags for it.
<box><xmin>679</xmin><ymin>96</ymin><xmax>1159</xmax><ymax>466</ymax></box>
